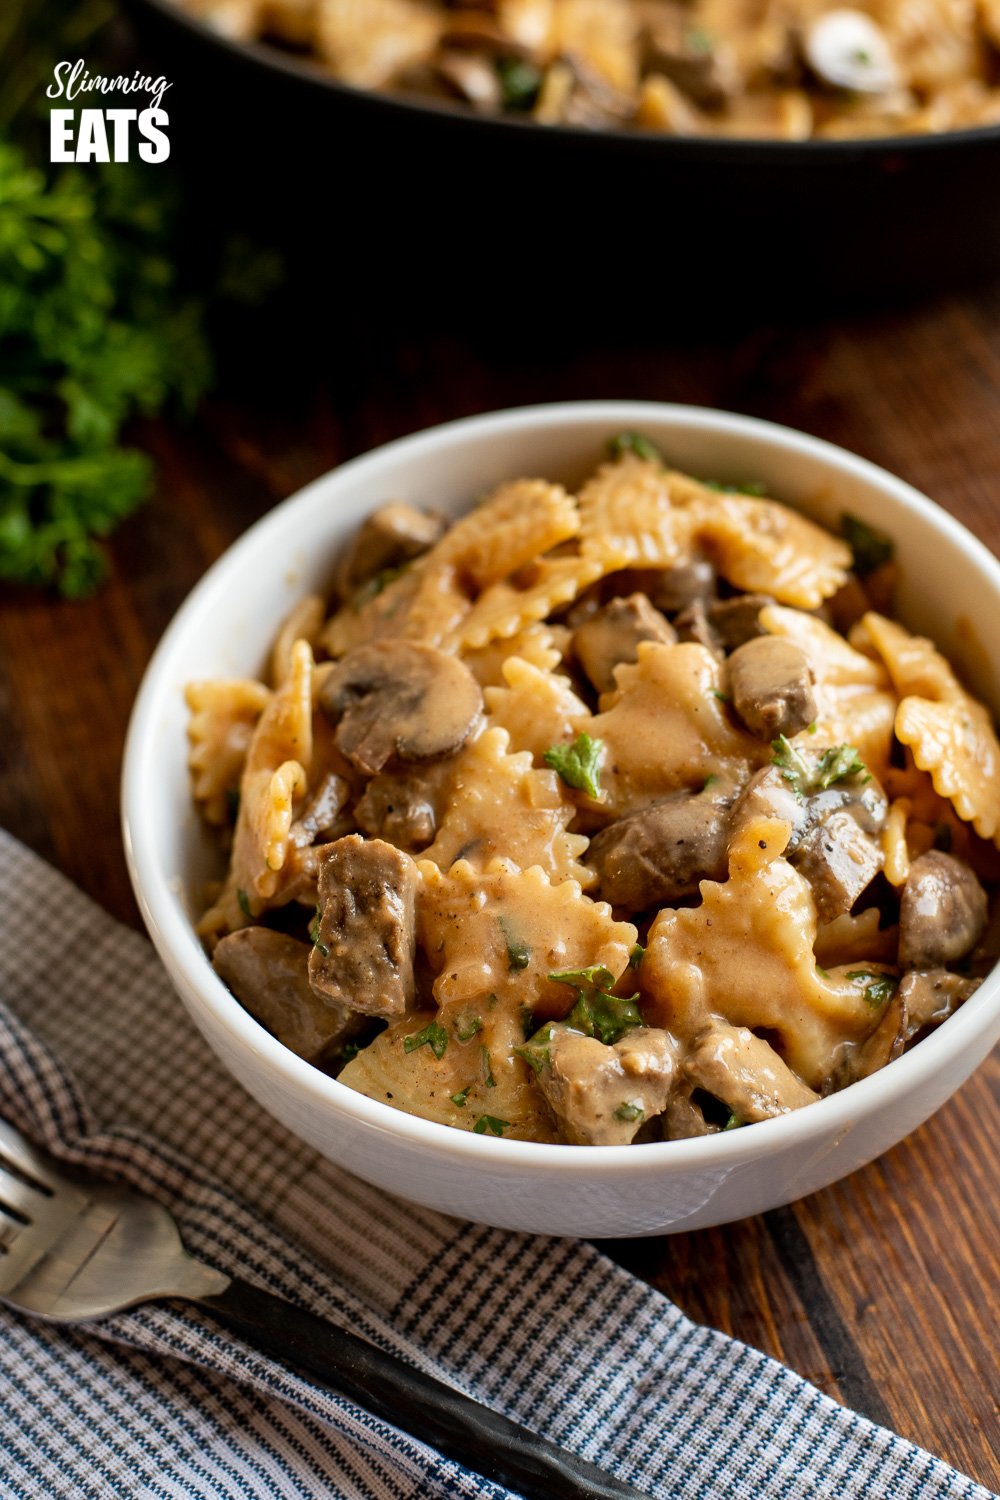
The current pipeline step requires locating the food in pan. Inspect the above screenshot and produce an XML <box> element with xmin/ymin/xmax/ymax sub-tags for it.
<box><xmin>188</xmin><ymin>433</ymin><xmax>999</xmax><ymax>1145</ymax></box>
<box><xmin>176</xmin><ymin>0</ymin><xmax>1000</xmax><ymax>139</ymax></box>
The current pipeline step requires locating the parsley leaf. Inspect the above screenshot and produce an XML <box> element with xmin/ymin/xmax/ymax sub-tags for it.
<box><xmin>496</xmin><ymin>57</ymin><xmax>542</xmax><ymax>110</ymax></box>
<box><xmin>550</xmin><ymin>967</ymin><xmax>644</xmax><ymax>1046</ymax></box>
<box><xmin>841</xmin><ymin>513</ymin><xmax>894</xmax><ymax>576</ymax></box>
<box><xmin>237</xmin><ymin>887</ymin><xmax>252</xmax><ymax>918</ymax></box>
<box><xmin>473</xmin><ymin>1114</ymin><xmax>510</xmax><ymax>1137</ymax></box>
<box><xmin>608</xmin><ymin>431</ymin><xmax>663</xmax><ymax>464</ymax></box>
<box><xmin>454</xmin><ymin>1014</ymin><xmax>483</xmax><ymax>1043</ymax></box>
<box><xmin>480</xmin><ymin>1046</ymin><xmax>496</xmax><ymax>1088</ymax></box>
<box><xmin>516</xmin><ymin>1022</ymin><xmax>557</xmax><ymax>1077</ymax></box>
<box><xmin>308</xmin><ymin>905</ymin><xmax>330</xmax><ymax>958</ymax></box>
<box><xmin>450</xmin><ymin>1087</ymin><xmax>470</xmax><ymax>1109</ymax></box>
<box><xmin>846</xmin><ymin>971</ymin><xmax>897</xmax><ymax>1008</ymax></box>
<box><xmin>702</xmin><ymin>478</ymin><xmax>767</xmax><ymax>497</ymax></box>
<box><xmin>629</xmin><ymin>943</ymin><xmax>645</xmax><ymax>970</ymax></box>
<box><xmin>404</xmin><ymin>1022</ymin><xmax>449</xmax><ymax>1059</ymax></box>
<box><xmin>543</xmin><ymin>732</ymin><xmax>604</xmax><ymax>800</ymax></box>
<box><xmin>614</xmin><ymin>1102</ymin><xmax>645</xmax><ymax>1123</ymax></box>
<box><xmin>772</xmin><ymin>735</ymin><xmax>867</xmax><ymax>798</ymax></box>
<box><xmin>723</xmin><ymin>1112</ymin><xmax>745</xmax><ymax>1130</ymax></box>
<box><xmin>498</xmin><ymin>915</ymin><xmax>531</xmax><ymax>971</ymax></box>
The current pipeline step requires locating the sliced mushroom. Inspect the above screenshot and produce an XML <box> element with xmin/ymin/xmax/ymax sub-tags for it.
<box><xmin>319</xmin><ymin>641</ymin><xmax>483</xmax><ymax>776</ymax></box>
<box><xmin>213</xmin><ymin>927</ymin><xmax>363</xmax><ymax>1063</ymax></box>
<box><xmin>675</xmin><ymin>592</ymin><xmax>774</xmax><ymax>653</ymax></box>
<box><xmin>354</xmin><ymin>769</ymin><xmax>439</xmax><ymax>852</ymax></box>
<box><xmin>588</xmin><ymin>782</ymin><xmax>735</xmax><ymax>908</ymax></box>
<box><xmin>308</xmin><ymin>835</ymin><xmax>418</xmax><ymax>1019</ymax></box>
<box><xmin>572</xmin><ymin>593</ymin><xmax>675</xmax><ymax>695</ymax></box>
<box><xmin>684</xmin><ymin>1023</ymin><xmax>819</xmax><ymax>1120</ymax></box>
<box><xmin>804</xmin><ymin>10</ymin><xmax>899</xmax><ymax>96</ymax></box>
<box><xmin>292</xmin><ymin>770</ymin><xmax>352</xmax><ymax>845</ymax></box>
<box><xmin>535</xmin><ymin>1027</ymin><xmax>678</xmax><ymax>1145</ymax></box>
<box><xmin>899</xmin><ymin>852</ymin><xmax>988</xmax><ymax>969</ymax></box>
<box><xmin>645</xmin><ymin>558</ymin><xmax>717</xmax><ymax>614</ymax></box>
<box><xmin>898</xmin><ymin>968</ymin><xmax>982</xmax><ymax>1041</ymax></box>
<box><xmin>727</xmin><ymin>636</ymin><xmax>817</xmax><ymax>740</ymax></box>
<box><xmin>829</xmin><ymin>987</ymin><xmax>906</xmax><ymax>1089</ymax></box>
<box><xmin>335</xmin><ymin>502</ymin><xmax>445</xmax><ymax>600</ymax></box>
<box><xmin>792</xmin><ymin>809</ymin><xmax>884</xmax><ymax>923</ymax></box>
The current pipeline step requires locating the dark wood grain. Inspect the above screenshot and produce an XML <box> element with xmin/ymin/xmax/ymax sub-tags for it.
<box><xmin>2</xmin><ymin>283</ymin><xmax>999</xmax><ymax>1492</ymax></box>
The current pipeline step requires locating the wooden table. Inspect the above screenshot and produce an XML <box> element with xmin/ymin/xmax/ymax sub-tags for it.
<box><xmin>2</xmin><ymin>280</ymin><xmax>998</xmax><ymax>1491</ymax></box>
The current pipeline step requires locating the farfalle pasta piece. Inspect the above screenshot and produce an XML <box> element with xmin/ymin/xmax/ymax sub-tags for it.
<box><xmin>421</xmin><ymin>726</ymin><xmax>592</xmax><ymax>886</ymax></box>
<box><xmin>642</xmin><ymin>816</ymin><xmax>886</xmax><ymax>1090</ymax></box>
<box><xmin>485</xmin><ymin>656</ymin><xmax>591</xmax><ymax>763</ymax></box>
<box><xmin>433</xmin><ymin>478</ymin><xmax>580</xmax><ymax>589</ymax></box>
<box><xmin>185</xmin><ymin>678</ymin><xmax>271</xmax><ymax>826</ymax></box>
<box><xmin>590</xmin><ymin>640</ymin><xmax>767</xmax><ymax>817</ymax></box>
<box><xmin>578</xmin><ymin>456</ymin><xmax>690</xmax><ymax>570</ymax></box>
<box><xmin>690</xmin><ymin>491</ymin><xmax>852</xmax><ymax>608</ymax></box>
<box><xmin>271</xmin><ymin>594</ymin><xmax>325</xmax><ymax>685</ymax></box>
<box><xmin>417</xmin><ymin>857</ymin><xmax>636</xmax><ymax>1020</ymax></box>
<box><xmin>320</xmin><ymin>563</ymin><xmax>422</xmax><ymax>657</ymax></box>
<box><xmin>462</xmin><ymin>622</ymin><xmax>566</xmax><ymax>687</ymax></box>
<box><xmin>443</xmin><ymin>554</ymin><xmax>605</xmax><ymax>654</ymax></box>
<box><xmin>760</xmin><ymin>604</ymin><xmax>898</xmax><ymax>780</ymax></box>
<box><xmin>863</xmin><ymin>612</ymin><xmax>1000</xmax><ymax>844</ymax></box>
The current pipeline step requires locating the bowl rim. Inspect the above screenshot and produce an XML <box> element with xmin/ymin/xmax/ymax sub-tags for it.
<box><xmin>135</xmin><ymin>0</ymin><xmax>1000</xmax><ymax>162</ymax></box>
<box><xmin>122</xmin><ymin>399</ymin><xmax>1000</xmax><ymax>1177</ymax></box>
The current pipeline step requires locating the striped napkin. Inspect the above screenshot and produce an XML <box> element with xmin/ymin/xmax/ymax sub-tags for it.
<box><xmin>0</xmin><ymin>830</ymin><xmax>993</xmax><ymax>1500</ymax></box>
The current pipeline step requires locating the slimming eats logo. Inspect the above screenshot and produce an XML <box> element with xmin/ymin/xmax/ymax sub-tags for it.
<box><xmin>48</xmin><ymin>59</ymin><xmax>171</xmax><ymax>163</ymax></box>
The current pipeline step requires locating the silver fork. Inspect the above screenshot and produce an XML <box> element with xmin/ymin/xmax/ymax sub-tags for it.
<box><xmin>0</xmin><ymin>1118</ymin><xmax>646</xmax><ymax>1500</ymax></box>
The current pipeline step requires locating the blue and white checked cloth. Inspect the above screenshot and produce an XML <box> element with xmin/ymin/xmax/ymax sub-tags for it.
<box><xmin>0</xmin><ymin>829</ymin><xmax>994</xmax><ymax>1500</ymax></box>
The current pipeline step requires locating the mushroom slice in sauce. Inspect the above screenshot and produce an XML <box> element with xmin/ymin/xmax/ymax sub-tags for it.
<box><xmin>898</xmin><ymin>968</ymin><xmax>982</xmax><ymax>1041</ymax></box>
<box><xmin>354</xmin><ymin>769</ymin><xmax>439</xmax><ymax>852</ymax></box>
<box><xmin>898</xmin><ymin>851</ymin><xmax>988</xmax><ymax>969</ymax></box>
<box><xmin>791</xmin><ymin>808</ymin><xmax>884</xmax><ymax>923</ymax></box>
<box><xmin>319</xmin><ymin>640</ymin><xmax>483</xmax><ymax>776</ymax></box>
<box><xmin>727</xmin><ymin>635</ymin><xmax>818</xmax><ymax>740</ymax></box>
<box><xmin>335</xmin><ymin>502</ymin><xmax>445</xmax><ymax>600</ymax></box>
<box><xmin>709</xmin><ymin>593</ymin><xmax>775</xmax><ymax>650</ymax></box>
<box><xmin>829</xmin><ymin>987</ymin><xmax>906</xmax><ymax>1089</ymax></box>
<box><xmin>804</xmin><ymin>10</ymin><xmax>899</xmax><ymax>96</ymax></box>
<box><xmin>213</xmin><ymin>927</ymin><xmax>363</xmax><ymax>1063</ymax></box>
<box><xmin>588</xmin><ymin>782</ymin><xmax>735</xmax><ymax>908</ymax></box>
<box><xmin>644</xmin><ymin>557</ymin><xmax>717</xmax><ymax>615</ymax></box>
<box><xmin>684</xmin><ymin>1023</ymin><xmax>819</xmax><ymax>1122</ymax></box>
<box><xmin>572</xmin><ymin>592</ymin><xmax>675</xmax><ymax>695</ymax></box>
<box><xmin>535</xmin><ymin>1027</ymin><xmax>679</xmax><ymax>1145</ymax></box>
<box><xmin>308</xmin><ymin>835</ymin><xmax>418</xmax><ymax>1020</ymax></box>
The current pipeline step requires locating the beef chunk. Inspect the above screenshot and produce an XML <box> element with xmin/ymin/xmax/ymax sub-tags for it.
<box><xmin>707</xmin><ymin>593</ymin><xmax>776</xmax><ymax>650</ymax></box>
<box><xmin>588</xmin><ymin>786</ymin><xmax>733</xmax><ymax>907</ymax></box>
<box><xmin>572</xmin><ymin>593</ymin><xmax>675</xmax><ymax>695</ymax></box>
<box><xmin>646</xmin><ymin>558</ymin><xmax>716</xmax><ymax>614</ymax></box>
<box><xmin>536</xmin><ymin>1028</ymin><xmax>678</xmax><ymax>1145</ymax></box>
<box><xmin>791</xmin><ymin>809</ymin><xmax>883</xmax><ymax>922</ymax></box>
<box><xmin>899</xmin><ymin>852</ymin><xmax>988</xmax><ymax>968</ymax></box>
<box><xmin>308</xmin><ymin>835</ymin><xmax>418</xmax><ymax>1019</ymax></box>
<box><xmin>213</xmin><ymin>928</ymin><xmax>362</xmax><ymax>1063</ymax></box>
<box><xmin>684</xmin><ymin>1023</ymin><xmax>819</xmax><ymax>1120</ymax></box>
<box><xmin>728</xmin><ymin>636</ymin><xmax>817</xmax><ymax>740</ymax></box>
<box><xmin>355</xmin><ymin>771</ymin><xmax>438</xmax><ymax>852</ymax></box>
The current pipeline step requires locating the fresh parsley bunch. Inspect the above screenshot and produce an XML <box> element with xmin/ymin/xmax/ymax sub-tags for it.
<box><xmin>0</xmin><ymin>141</ymin><xmax>212</xmax><ymax>596</ymax></box>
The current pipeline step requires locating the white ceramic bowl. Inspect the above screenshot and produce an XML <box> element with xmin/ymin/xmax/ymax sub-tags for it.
<box><xmin>122</xmin><ymin>402</ymin><xmax>1000</xmax><ymax>1238</ymax></box>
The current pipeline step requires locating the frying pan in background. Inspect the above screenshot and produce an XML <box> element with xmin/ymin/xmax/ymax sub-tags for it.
<box><xmin>126</xmin><ymin>0</ymin><xmax>1000</xmax><ymax>324</ymax></box>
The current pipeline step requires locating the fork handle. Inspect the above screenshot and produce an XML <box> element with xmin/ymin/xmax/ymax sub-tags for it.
<box><xmin>196</xmin><ymin>1276</ymin><xmax>646</xmax><ymax>1500</ymax></box>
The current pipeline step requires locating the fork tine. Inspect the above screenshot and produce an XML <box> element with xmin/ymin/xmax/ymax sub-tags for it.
<box><xmin>0</xmin><ymin>1118</ymin><xmax>65</xmax><ymax>1195</ymax></box>
<box><xmin>0</xmin><ymin>1158</ymin><xmax>58</xmax><ymax>1225</ymax></box>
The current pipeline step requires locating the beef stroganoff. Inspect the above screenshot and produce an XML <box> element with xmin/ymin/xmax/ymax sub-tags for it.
<box><xmin>188</xmin><ymin>433</ymin><xmax>1000</xmax><ymax>1145</ymax></box>
<box><xmin>175</xmin><ymin>0</ymin><xmax>1000</xmax><ymax>139</ymax></box>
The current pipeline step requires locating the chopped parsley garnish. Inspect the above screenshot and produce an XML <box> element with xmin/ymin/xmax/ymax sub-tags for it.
<box><xmin>543</xmin><ymin>732</ymin><xmax>604</xmax><ymax>800</ymax></box>
<box><xmin>498</xmin><ymin>915</ymin><xmax>531</xmax><ymax>971</ymax></box>
<box><xmin>480</xmin><ymin>1046</ymin><xmax>496</xmax><ymax>1089</ymax></box>
<box><xmin>473</xmin><ymin>1114</ymin><xmax>510</xmax><ymax>1137</ymax></box>
<box><xmin>454</xmin><ymin>1014</ymin><xmax>483</xmax><ymax>1043</ymax></box>
<box><xmin>496</xmin><ymin>56</ymin><xmax>542</xmax><ymax>110</ymax></box>
<box><xmin>841</xmin><ymin>513</ymin><xmax>894</xmax><ymax>576</ymax></box>
<box><xmin>341</xmin><ymin>1039</ymin><xmax>365</xmax><ymax>1063</ymax></box>
<box><xmin>629</xmin><ymin>943</ymin><xmax>645</xmax><ymax>970</ymax></box>
<box><xmin>684</xmin><ymin>24</ymin><xmax>714</xmax><ymax>53</ymax></box>
<box><xmin>608</xmin><ymin>431</ymin><xmax>663</xmax><ymax>464</ymax></box>
<box><xmin>713</xmin><ymin>690</ymin><xmax>730</xmax><ymax>704</ymax></box>
<box><xmin>237</xmin><ymin>887</ymin><xmax>252</xmax><ymax>918</ymax></box>
<box><xmin>615</xmin><ymin>1102</ymin><xmax>645</xmax><ymax>1123</ymax></box>
<box><xmin>772</xmin><ymin>735</ymin><xmax>867</xmax><ymax>799</ymax></box>
<box><xmin>550</xmin><ymin>967</ymin><xmax>644</xmax><ymax>1046</ymax></box>
<box><xmin>517</xmin><ymin>1022</ymin><xmax>556</xmax><ymax>1077</ymax></box>
<box><xmin>847</xmin><ymin>971</ymin><xmax>897</xmax><ymax>1008</ymax></box>
<box><xmin>404</xmin><ymin>1022</ymin><xmax>449</xmax><ymax>1059</ymax></box>
<box><xmin>723</xmin><ymin>1112</ymin><xmax>745</xmax><ymax>1131</ymax></box>
<box><xmin>519</xmin><ymin>1002</ymin><xmax>536</xmax><ymax>1040</ymax></box>
<box><xmin>308</xmin><ymin>905</ymin><xmax>330</xmax><ymax>958</ymax></box>
<box><xmin>450</xmin><ymin>1087</ymin><xmax>470</xmax><ymax>1109</ymax></box>
<box><xmin>351</xmin><ymin>563</ymin><xmax>406</xmax><ymax>611</ymax></box>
